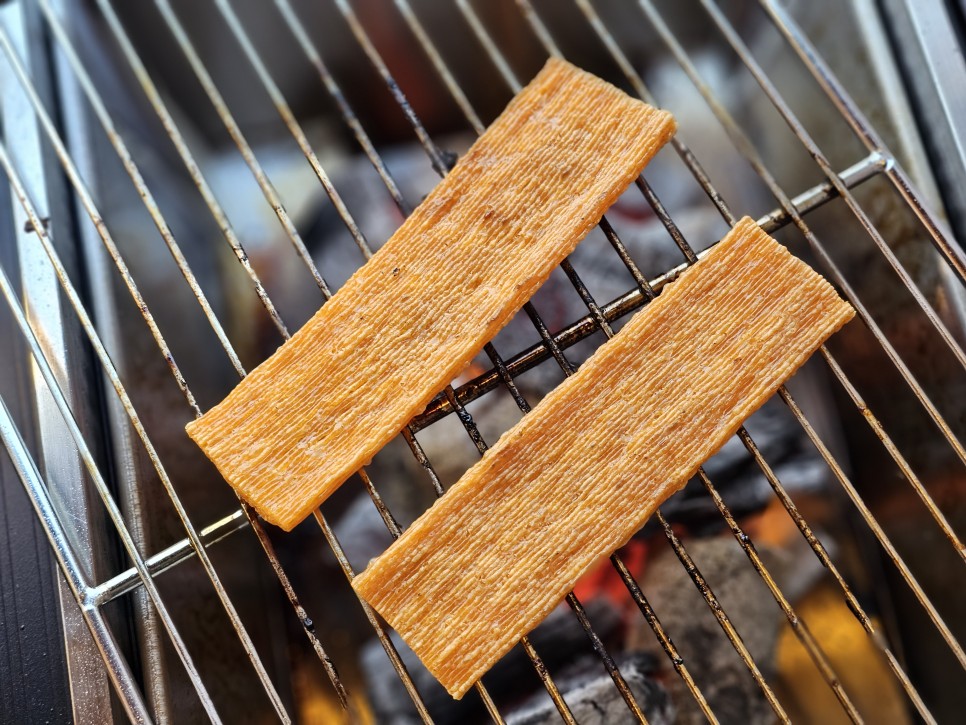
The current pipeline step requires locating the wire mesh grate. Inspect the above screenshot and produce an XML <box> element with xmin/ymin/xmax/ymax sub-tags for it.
<box><xmin>0</xmin><ymin>0</ymin><xmax>963</xmax><ymax>723</ymax></box>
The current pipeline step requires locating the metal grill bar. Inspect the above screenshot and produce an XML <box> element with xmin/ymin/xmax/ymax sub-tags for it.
<box><xmin>694</xmin><ymin>0</ymin><xmax>966</xmax><ymax>384</ymax></box>
<box><xmin>90</xmin><ymin>510</ymin><xmax>248</xmax><ymax>605</ymax></box>
<box><xmin>270</xmin><ymin>0</ymin><xmax>410</xmax><ymax>214</ymax></box>
<box><xmin>608</xmin><ymin>553</ymin><xmax>719</xmax><ymax>724</ymax></box>
<box><xmin>757</xmin><ymin>0</ymin><xmax>966</xmax><ymax>287</ymax></box>
<box><xmin>626</xmin><ymin>0</ymin><xmax>966</xmax><ymax>565</ymax></box>
<box><xmin>458</xmin><ymin>2</ymin><xmax>814</xmax><ymax>719</ymax></box>
<box><xmin>656</xmin><ymin>511</ymin><xmax>788</xmax><ymax>718</ymax></box>
<box><xmin>0</xmin><ymin>136</ymin><xmax>303</xmax><ymax>719</ymax></box>
<box><xmin>334</xmin><ymin>0</ymin><xmax>449</xmax><ymax>175</ymax></box>
<box><xmin>32</xmin><ymin>0</ymin><xmax>248</xmax><ymax>380</ymax></box>
<box><xmin>1</xmin><ymin>0</ymin><xmax>961</xmax><ymax>721</ymax></box>
<box><xmin>88</xmin><ymin>0</ymin><xmax>290</xmax><ymax>339</ymax></box>
<box><xmin>211</xmin><ymin>0</ymin><xmax>373</xmax><ymax>260</ymax></box>
<box><xmin>189</xmin><ymin>0</ymin><xmax>573</xmax><ymax>717</ymax></box>
<box><xmin>0</xmin><ymin>28</ymin><xmax>200</xmax><ymax>416</ymax></box>
<box><xmin>317</xmin><ymin>0</ymin><xmax>654</xmax><ymax>718</ymax></box>
<box><xmin>817</xmin><ymin>347</ymin><xmax>966</xmax><ymax>564</ymax></box>
<box><xmin>151</xmin><ymin>0</ymin><xmax>333</xmax><ymax>298</ymax></box>
<box><xmin>92</xmin><ymin>7</ymin><xmax>916</xmax><ymax>724</ymax></box>
<box><xmin>0</xmin><ymin>238</ymin><xmax>222</xmax><ymax>722</ymax></box>
<box><xmin>219</xmin><ymin>0</ymin><xmax>961</xmax><ymax>719</ymax></box>
<box><xmin>0</xmin><ymin>398</ymin><xmax>151</xmax><ymax>724</ymax></box>
<box><xmin>733</xmin><ymin>426</ymin><xmax>937</xmax><ymax>723</ymax></box>
<box><xmin>622</xmin><ymin>0</ymin><xmax>966</xmax><ymax>669</ymax></box>
<box><xmin>779</xmin><ymin>385</ymin><xmax>966</xmax><ymax>668</ymax></box>
<box><xmin>571</xmin><ymin>0</ymin><xmax>954</xmax><ymax>717</ymax></box>
<box><xmin>312</xmin><ymin>510</ymin><xmax>437</xmax><ymax>724</ymax></box>
<box><xmin>695</xmin><ymin>467</ymin><xmax>863</xmax><ymax>721</ymax></box>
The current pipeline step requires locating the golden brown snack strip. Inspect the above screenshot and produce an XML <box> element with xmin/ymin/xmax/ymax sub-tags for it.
<box><xmin>185</xmin><ymin>58</ymin><xmax>675</xmax><ymax>531</ymax></box>
<box><xmin>352</xmin><ymin>217</ymin><xmax>854</xmax><ymax>698</ymax></box>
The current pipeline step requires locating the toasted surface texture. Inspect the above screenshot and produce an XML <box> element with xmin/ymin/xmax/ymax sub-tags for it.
<box><xmin>352</xmin><ymin>217</ymin><xmax>855</xmax><ymax>698</ymax></box>
<box><xmin>185</xmin><ymin>58</ymin><xmax>675</xmax><ymax>530</ymax></box>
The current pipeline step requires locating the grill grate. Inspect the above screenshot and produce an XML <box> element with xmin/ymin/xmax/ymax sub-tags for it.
<box><xmin>0</xmin><ymin>0</ymin><xmax>963</xmax><ymax>723</ymax></box>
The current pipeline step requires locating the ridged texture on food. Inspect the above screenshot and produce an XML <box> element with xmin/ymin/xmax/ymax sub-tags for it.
<box><xmin>185</xmin><ymin>58</ymin><xmax>675</xmax><ymax>531</ymax></box>
<box><xmin>352</xmin><ymin>217</ymin><xmax>855</xmax><ymax>698</ymax></box>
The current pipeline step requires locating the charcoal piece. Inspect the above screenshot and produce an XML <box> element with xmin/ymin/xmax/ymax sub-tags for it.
<box><xmin>360</xmin><ymin>599</ymin><xmax>622</xmax><ymax>724</ymax></box>
<box><xmin>506</xmin><ymin>652</ymin><xmax>673</xmax><ymax>724</ymax></box>
<box><xmin>628</xmin><ymin>537</ymin><xmax>786</xmax><ymax>725</ymax></box>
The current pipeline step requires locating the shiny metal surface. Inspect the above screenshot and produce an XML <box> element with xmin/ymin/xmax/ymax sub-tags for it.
<box><xmin>0</xmin><ymin>1</ymin><xmax>113</xmax><ymax>720</ymax></box>
<box><xmin>879</xmin><ymin>0</ymin><xmax>966</xmax><ymax>251</ymax></box>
